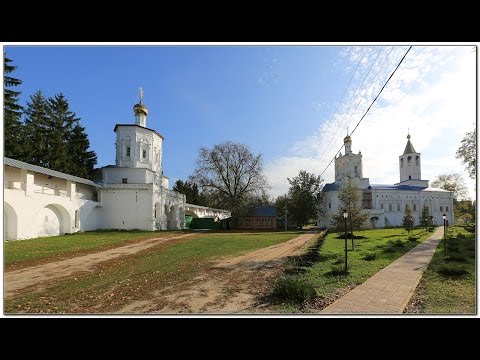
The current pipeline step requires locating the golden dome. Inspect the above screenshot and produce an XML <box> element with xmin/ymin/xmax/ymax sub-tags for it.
<box><xmin>344</xmin><ymin>135</ymin><xmax>352</xmax><ymax>143</ymax></box>
<box><xmin>133</xmin><ymin>102</ymin><xmax>148</xmax><ymax>116</ymax></box>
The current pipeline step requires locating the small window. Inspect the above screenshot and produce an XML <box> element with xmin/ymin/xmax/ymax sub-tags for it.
<box><xmin>415</xmin><ymin>156</ymin><xmax>419</xmax><ymax>166</ymax></box>
<box><xmin>122</xmin><ymin>178</ymin><xmax>128</xmax><ymax>184</ymax></box>
<box><xmin>440</xmin><ymin>206</ymin><xmax>443</xmax><ymax>212</ymax></box>
<box><xmin>126</xmin><ymin>147</ymin><xmax>131</xmax><ymax>157</ymax></box>
<box><xmin>405</xmin><ymin>204</ymin><xmax>409</xmax><ymax>211</ymax></box>
<box><xmin>380</xmin><ymin>204</ymin><xmax>384</xmax><ymax>210</ymax></box>
<box><xmin>407</xmin><ymin>156</ymin><xmax>411</xmax><ymax>163</ymax></box>
<box><xmin>446</xmin><ymin>206</ymin><xmax>449</xmax><ymax>212</ymax></box>
<box><xmin>328</xmin><ymin>202</ymin><xmax>331</xmax><ymax>209</ymax></box>
<box><xmin>75</xmin><ymin>210</ymin><xmax>79</xmax><ymax>227</ymax></box>
<box><xmin>142</xmin><ymin>149</ymin><xmax>147</xmax><ymax>159</ymax></box>
<box><xmin>389</xmin><ymin>204</ymin><xmax>392</xmax><ymax>212</ymax></box>
<box><xmin>397</xmin><ymin>204</ymin><xmax>400</xmax><ymax>211</ymax></box>
<box><xmin>400</xmin><ymin>158</ymin><xmax>404</xmax><ymax>168</ymax></box>
<box><xmin>409</xmin><ymin>175</ymin><xmax>411</xmax><ymax>180</ymax></box>
<box><xmin>413</xmin><ymin>204</ymin><xmax>416</xmax><ymax>211</ymax></box>
<box><xmin>354</xmin><ymin>165</ymin><xmax>358</xmax><ymax>175</ymax></box>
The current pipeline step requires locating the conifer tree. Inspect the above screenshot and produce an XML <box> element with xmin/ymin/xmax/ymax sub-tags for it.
<box><xmin>4</xmin><ymin>54</ymin><xmax>25</xmax><ymax>158</ymax></box>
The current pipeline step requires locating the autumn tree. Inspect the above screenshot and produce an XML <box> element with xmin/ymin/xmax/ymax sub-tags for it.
<box><xmin>456</xmin><ymin>129</ymin><xmax>476</xmax><ymax>179</ymax></box>
<box><xmin>286</xmin><ymin>170</ymin><xmax>323</xmax><ymax>227</ymax></box>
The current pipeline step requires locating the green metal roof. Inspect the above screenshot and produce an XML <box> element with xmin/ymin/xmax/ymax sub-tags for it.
<box><xmin>403</xmin><ymin>137</ymin><xmax>417</xmax><ymax>154</ymax></box>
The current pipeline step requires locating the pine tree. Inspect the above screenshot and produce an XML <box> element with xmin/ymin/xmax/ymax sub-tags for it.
<box><xmin>24</xmin><ymin>91</ymin><xmax>49</xmax><ymax>165</ymax></box>
<box><xmin>69</xmin><ymin>123</ymin><xmax>97</xmax><ymax>180</ymax></box>
<box><xmin>4</xmin><ymin>54</ymin><xmax>26</xmax><ymax>159</ymax></box>
<box><xmin>23</xmin><ymin>91</ymin><xmax>97</xmax><ymax>179</ymax></box>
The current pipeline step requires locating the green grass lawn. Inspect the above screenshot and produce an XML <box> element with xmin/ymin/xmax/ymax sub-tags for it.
<box><xmin>4</xmin><ymin>230</ymin><xmax>187</xmax><ymax>267</ymax></box>
<box><xmin>270</xmin><ymin>227</ymin><xmax>433</xmax><ymax>312</ymax></box>
<box><xmin>5</xmin><ymin>231</ymin><xmax>302</xmax><ymax>313</ymax></box>
<box><xmin>406</xmin><ymin>225</ymin><xmax>476</xmax><ymax>314</ymax></box>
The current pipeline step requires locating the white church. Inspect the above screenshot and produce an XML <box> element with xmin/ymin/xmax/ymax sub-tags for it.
<box><xmin>317</xmin><ymin>134</ymin><xmax>454</xmax><ymax>229</ymax></box>
<box><xmin>4</xmin><ymin>93</ymin><xmax>230</xmax><ymax>240</ymax></box>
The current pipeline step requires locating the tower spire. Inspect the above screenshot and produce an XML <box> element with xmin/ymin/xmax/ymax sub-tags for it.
<box><xmin>139</xmin><ymin>87</ymin><xmax>144</xmax><ymax>103</ymax></box>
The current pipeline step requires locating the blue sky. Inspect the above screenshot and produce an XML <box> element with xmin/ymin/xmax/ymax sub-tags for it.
<box><xmin>4</xmin><ymin>45</ymin><xmax>477</xmax><ymax>199</ymax></box>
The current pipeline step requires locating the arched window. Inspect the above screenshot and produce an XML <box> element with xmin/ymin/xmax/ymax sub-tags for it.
<box><xmin>400</xmin><ymin>158</ymin><xmax>404</xmax><ymax>168</ymax></box>
<box><xmin>415</xmin><ymin>156</ymin><xmax>420</xmax><ymax>166</ymax></box>
<box><xmin>407</xmin><ymin>156</ymin><xmax>412</xmax><ymax>163</ymax></box>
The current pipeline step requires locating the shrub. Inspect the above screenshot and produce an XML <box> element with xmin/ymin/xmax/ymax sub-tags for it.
<box><xmin>436</xmin><ymin>264</ymin><xmax>468</xmax><ymax>278</ymax></box>
<box><xmin>270</xmin><ymin>276</ymin><xmax>316</xmax><ymax>302</ymax></box>
<box><xmin>395</xmin><ymin>239</ymin><xmax>405</xmax><ymax>247</ymax></box>
<box><xmin>327</xmin><ymin>264</ymin><xmax>347</xmax><ymax>276</ymax></box>
<box><xmin>445</xmin><ymin>255</ymin><xmax>467</xmax><ymax>263</ymax></box>
<box><xmin>362</xmin><ymin>252</ymin><xmax>376</xmax><ymax>261</ymax></box>
<box><xmin>408</xmin><ymin>235</ymin><xmax>419</xmax><ymax>242</ymax></box>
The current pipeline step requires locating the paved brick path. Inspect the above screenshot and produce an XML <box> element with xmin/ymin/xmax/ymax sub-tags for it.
<box><xmin>321</xmin><ymin>227</ymin><xmax>444</xmax><ymax>314</ymax></box>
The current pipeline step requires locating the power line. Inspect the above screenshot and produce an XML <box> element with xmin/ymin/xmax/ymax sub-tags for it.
<box><xmin>319</xmin><ymin>46</ymin><xmax>412</xmax><ymax>179</ymax></box>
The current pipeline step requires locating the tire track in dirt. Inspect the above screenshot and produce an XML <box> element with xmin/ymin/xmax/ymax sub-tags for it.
<box><xmin>4</xmin><ymin>233</ymin><xmax>197</xmax><ymax>299</ymax></box>
<box><xmin>117</xmin><ymin>231</ymin><xmax>319</xmax><ymax>314</ymax></box>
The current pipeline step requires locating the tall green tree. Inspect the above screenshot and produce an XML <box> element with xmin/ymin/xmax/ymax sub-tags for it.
<box><xmin>331</xmin><ymin>179</ymin><xmax>368</xmax><ymax>249</ymax></box>
<box><xmin>286</xmin><ymin>170</ymin><xmax>323</xmax><ymax>227</ymax></box>
<box><xmin>173</xmin><ymin>180</ymin><xmax>208</xmax><ymax>206</ymax></box>
<box><xmin>24</xmin><ymin>91</ymin><xmax>49</xmax><ymax>165</ymax></box>
<box><xmin>456</xmin><ymin>129</ymin><xmax>476</xmax><ymax>179</ymax></box>
<box><xmin>68</xmin><ymin>123</ymin><xmax>97</xmax><ymax>179</ymax></box>
<box><xmin>23</xmin><ymin>92</ymin><xmax>97</xmax><ymax>179</ymax></box>
<box><xmin>431</xmin><ymin>173</ymin><xmax>468</xmax><ymax>200</ymax></box>
<box><xmin>4</xmin><ymin>54</ymin><xmax>26</xmax><ymax>159</ymax></box>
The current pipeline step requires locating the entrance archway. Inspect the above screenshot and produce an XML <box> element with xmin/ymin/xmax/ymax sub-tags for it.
<box><xmin>370</xmin><ymin>216</ymin><xmax>379</xmax><ymax>229</ymax></box>
<box><xmin>36</xmin><ymin>204</ymin><xmax>71</xmax><ymax>237</ymax></box>
<box><xmin>4</xmin><ymin>202</ymin><xmax>18</xmax><ymax>240</ymax></box>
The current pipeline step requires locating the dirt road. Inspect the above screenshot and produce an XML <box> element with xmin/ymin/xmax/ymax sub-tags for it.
<box><xmin>117</xmin><ymin>231</ymin><xmax>319</xmax><ymax>313</ymax></box>
<box><xmin>4</xmin><ymin>233</ymin><xmax>197</xmax><ymax>299</ymax></box>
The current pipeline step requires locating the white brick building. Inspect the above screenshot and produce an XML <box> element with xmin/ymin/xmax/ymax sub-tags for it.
<box><xmin>317</xmin><ymin>134</ymin><xmax>454</xmax><ymax>229</ymax></box>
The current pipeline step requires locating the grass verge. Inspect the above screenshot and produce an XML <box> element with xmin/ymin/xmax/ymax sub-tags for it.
<box><xmin>269</xmin><ymin>227</ymin><xmax>433</xmax><ymax>312</ymax></box>
<box><xmin>404</xmin><ymin>225</ymin><xmax>475</xmax><ymax>314</ymax></box>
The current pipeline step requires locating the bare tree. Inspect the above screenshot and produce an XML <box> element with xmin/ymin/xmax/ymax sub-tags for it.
<box><xmin>431</xmin><ymin>173</ymin><xmax>468</xmax><ymax>200</ymax></box>
<box><xmin>191</xmin><ymin>141</ymin><xmax>268</xmax><ymax>214</ymax></box>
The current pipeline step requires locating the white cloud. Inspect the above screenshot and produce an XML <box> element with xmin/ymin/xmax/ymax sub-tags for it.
<box><xmin>265</xmin><ymin>46</ymin><xmax>476</xmax><ymax>200</ymax></box>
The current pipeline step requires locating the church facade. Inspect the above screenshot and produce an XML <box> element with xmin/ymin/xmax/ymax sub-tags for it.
<box><xmin>4</xmin><ymin>94</ymin><xmax>230</xmax><ymax>240</ymax></box>
<box><xmin>317</xmin><ymin>134</ymin><xmax>454</xmax><ymax>229</ymax></box>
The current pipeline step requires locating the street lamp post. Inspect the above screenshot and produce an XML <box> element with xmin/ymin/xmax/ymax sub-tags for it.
<box><xmin>443</xmin><ymin>214</ymin><xmax>447</xmax><ymax>256</ymax></box>
<box><xmin>410</xmin><ymin>216</ymin><xmax>413</xmax><ymax>236</ymax></box>
<box><xmin>424</xmin><ymin>218</ymin><xmax>427</xmax><ymax>234</ymax></box>
<box><xmin>343</xmin><ymin>211</ymin><xmax>348</xmax><ymax>275</ymax></box>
